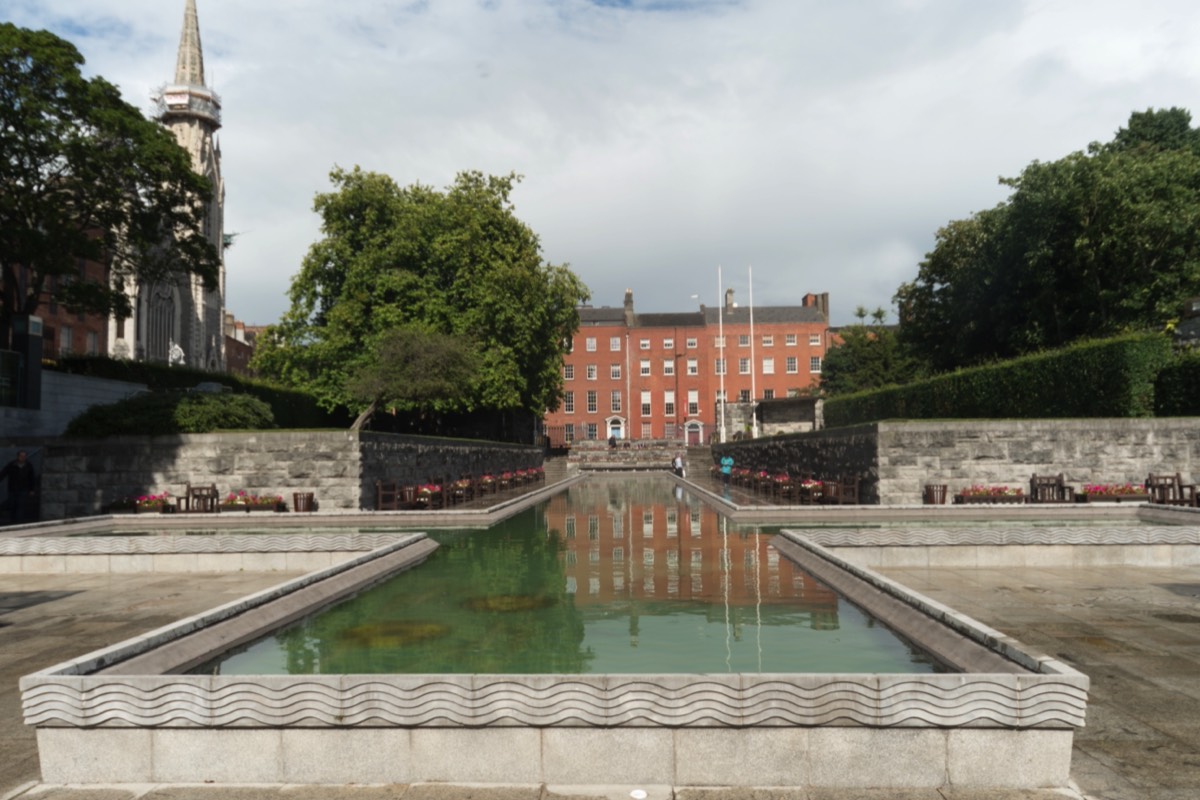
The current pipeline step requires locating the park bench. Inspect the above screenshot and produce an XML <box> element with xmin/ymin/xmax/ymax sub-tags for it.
<box><xmin>376</xmin><ymin>480</ymin><xmax>401</xmax><ymax>511</ymax></box>
<box><xmin>181</xmin><ymin>482</ymin><xmax>219</xmax><ymax>513</ymax></box>
<box><xmin>1146</xmin><ymin>473</ymin><xmax>1198</xmax><ymax>507</ymax></box>
<box><xmin>1029</xmin><ymin>473</ymin><xmax>1075</xmax><ymax>504</ymax></box>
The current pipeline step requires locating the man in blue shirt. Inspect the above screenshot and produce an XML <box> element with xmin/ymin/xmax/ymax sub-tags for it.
<box><xmin>720</xmin><ymin>454</ymin><xmax>734</xmax><ymax>486</ymax></box>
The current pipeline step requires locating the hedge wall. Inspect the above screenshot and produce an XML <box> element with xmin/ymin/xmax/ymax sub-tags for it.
<box><xmin>1156</xmin><ymin>349</ymin><xmax>1200</xmax><ymax>416</ymax></box>
<box><xmin>51</xmin><ymin>356</ymin><xmax>347</xmax><ymax>429</ymax></box>
<box><xmin>64</xmin><ymin>391</ymin><xmax>277</xmax><ymax>437</ymax></box>
<box><xmin>823</xmin><ymin>333</ymin><xmax>1174</xmax><ymax>428</ymax></box>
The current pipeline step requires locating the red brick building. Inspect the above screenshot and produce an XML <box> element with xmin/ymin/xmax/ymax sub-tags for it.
<box><xmin>5</xmin><ymin>258</ymin><xmax>111</xmax><ymax>360</ymax></box>
<box><xmin>545</xmin><ymin>289</ymin><xmax>829</xmax><ymax>446</ymax></box>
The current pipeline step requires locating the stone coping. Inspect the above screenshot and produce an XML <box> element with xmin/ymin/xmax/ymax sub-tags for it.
<box><xmin>1</xmin><ymin>475</ymin><xmax>585</xmax><ymax>540</ymax></box>
<box><xmin>673</xmin><ymin>473</ymin><xmax>1200</xmax><ymax>525</ymax></box>
<box><xmin>795</xmin><ymin>524</ymin><xmax>1200</xmax><ymax>547</ymax></box>
<box><xmin>777</xmin><ymin>531</ymin><xmax>1083</xmax><ymax>681</ymax></box>
<box><xmin>22</xmin><ymin>534</ymin><xmax>429</xmax><ymax>678</ymax></box>
<box><xmin>0</xmin><ymin>532</ymin><xmax>423</xmax><ymax>555</ymax></box>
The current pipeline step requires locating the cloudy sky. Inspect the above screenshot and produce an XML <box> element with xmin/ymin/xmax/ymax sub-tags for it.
<box><xmin>8</xmin><ymin>0</ymin><xmax>1200</xmax><ymax>326</ymax></box>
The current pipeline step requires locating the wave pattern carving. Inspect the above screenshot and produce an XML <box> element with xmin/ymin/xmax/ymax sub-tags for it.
<box><xmin>799</xmin><ymin>526</ymin><xmax>1199</xmax><ymax>548</ymax></box>
<box><xmin>0</xmin><ymin>534</ymin><xmax>411</xmax><ymax>556</ymax></box>
<box><xmin>22</xmin><ymin>674</ymin><xmax>1087</xmax><ymax>730</ymax></box>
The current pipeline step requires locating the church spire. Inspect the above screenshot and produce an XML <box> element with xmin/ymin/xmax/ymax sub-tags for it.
<box><xmin>156</xmin><ymin>0</ymin><xmax>220</xmax><ymax>129</ymax></box>
<box><xmin>174</xmin><ymin>0</ymin><xmax>206</xmax><ymax>87</ymax></box>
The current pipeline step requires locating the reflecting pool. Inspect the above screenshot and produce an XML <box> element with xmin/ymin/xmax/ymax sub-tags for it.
<box><xmin>195</xmin><ymin>476</ymin><xmax>944</xmax><ymax>675</ymax></box>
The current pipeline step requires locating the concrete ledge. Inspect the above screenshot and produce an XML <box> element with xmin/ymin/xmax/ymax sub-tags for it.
<box><xmin>34</xmin><ymin>726</ymin><xmax>1078</xmax><ymax>788</ymax></box>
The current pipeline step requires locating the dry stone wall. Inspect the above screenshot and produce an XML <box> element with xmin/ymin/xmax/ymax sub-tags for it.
<box><xmin>41</xmin><ymin>431</ymin><xmax>541</xmax><ymax>519</ymax></box>
<box><xmin>713</xmin><ymin>425</ymin><xmax>879</xmax><ymax>501</ymax></box>
<box><xmin>712</xmin><ymin>419</ymin><xmax>1200</xmax><ymax>505</ymax></box>
<box><xmin>876</xmin><ymin>419</ymin><xmax>1200</xmax><ymax>504</ymax></box>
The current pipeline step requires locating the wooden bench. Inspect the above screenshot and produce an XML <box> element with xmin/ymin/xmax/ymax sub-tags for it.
<box><xmin>1029</xmin><ymin>473</ymin><xmax>1075</xmax><ymax>504</ymax></box>
<box><xmin>1146</xmin><ymin>473</ymin><xmax>1198</xmax><ymax>507</ymax></box>
<box><xmin>376</xmin><ymin>480</ymin><xmax>400</xmax><ymax>511</ymax></box>
<box><xmin>181</xmin><ymin>483</ymin><xmax>219</xmax><ymax>513</ymax></box>
<box><xmin>449</xmin><ymin>476</ymin><xmax>475</xmax><ymax>506</ymax></box>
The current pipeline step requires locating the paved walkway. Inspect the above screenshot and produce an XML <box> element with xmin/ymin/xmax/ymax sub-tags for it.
<box><xmin>2</xmin><ymin>563</ymin><xmax>1199</xmax><ymax>799</ymax></box>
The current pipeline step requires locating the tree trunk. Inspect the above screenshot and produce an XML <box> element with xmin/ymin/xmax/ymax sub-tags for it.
<box><xmin>350</xmin><ymin>399</ymin><xmax>378</xmax><ymax>432</ymax></box>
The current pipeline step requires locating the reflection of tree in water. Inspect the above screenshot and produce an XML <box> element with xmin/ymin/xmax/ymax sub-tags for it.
<box><xmin>278</xmin><ymin>627</ymin><xmax>320</xmax><ymax>674</ymax></box>
<box><xmin>277</xmin><ymin>508</ymin><xmax>590</xmax><ymax>674</ymax></box>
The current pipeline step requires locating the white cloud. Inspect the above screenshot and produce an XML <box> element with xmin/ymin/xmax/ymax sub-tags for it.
<box><xmin>9</xmin><ymin>0</ymin><xmax>1200</xmax><ymax>324</ymax></box>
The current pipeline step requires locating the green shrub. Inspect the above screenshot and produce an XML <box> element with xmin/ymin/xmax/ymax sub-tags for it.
<box><xmin>52</xmin><ymin>356</ymin><xmax>347</xmax><ymax>428</ymax></box>
<box><xmin>64</xmin><ymin>391</ymin><xmax>277</xmax><ymax>437</ymax></box>
<box><xmin>1155</xmin><ymin>349</ymin><xmax>1200</xmax><ymax>415</ymax></box>
<box><xmin>824</xmin><ymin>332</ymin><xmax>1173</xmax><ymax>427</ymax></box>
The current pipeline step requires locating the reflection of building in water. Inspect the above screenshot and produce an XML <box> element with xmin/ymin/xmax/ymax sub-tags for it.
<box><xmin>543</xmin><ymin>485</ymin><xmax>840</xmax><ymax>630</ymax></box>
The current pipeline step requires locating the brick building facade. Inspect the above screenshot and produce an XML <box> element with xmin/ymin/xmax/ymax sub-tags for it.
<box><xmin>544</xmin><ymin>289</ymin><xmax>829</xmax><ymax>446</ymax></box>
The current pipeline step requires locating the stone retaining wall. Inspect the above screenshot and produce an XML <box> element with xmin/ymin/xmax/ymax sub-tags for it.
<box><xmin>567</xmin><ymin>440</ymin><xmax>679</xmax><ymax>470</ymax></box>
<box><xmin>41</xmin><ymin>431</ymin><xmax>541</xmax><ymax>519</ymax></box>
<box><xmin>878</xmin><ymin>419</ymin><xmax>1200</xmax><ymax>505</ymax></box>
<box><xmin>713</xmin><ymin>418</ymin><xmax>1200</xmax><ymax>505</ymax></box>
<box><xmin>713</xmin><ymin>425</ymin><xmax>880</xmax><ymax>501</ymax></box>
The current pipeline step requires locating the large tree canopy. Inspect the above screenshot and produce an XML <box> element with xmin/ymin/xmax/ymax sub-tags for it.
<box><xmin>252</xmin><ymin>167</ymin><xmax>589</xmax><ymax>421</ymax></box>
<box><xmin>0</xmin><ymin>23</ymin><xmax>219</xmax><ymax>350</ymax></box>
<box><xmin>896</xmin><ymin>107</ymin><xmax>1200</xmax><ymax>372</ymax></box>
<box><xmin>819</xmin><ymin>306</ymin><xmax>920</xmax><ymax>396</ymax></box>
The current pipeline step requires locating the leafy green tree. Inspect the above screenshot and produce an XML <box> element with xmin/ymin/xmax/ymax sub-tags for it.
<box><xmin>253</xmin><ymin>168</ymin><xmax>589</xmax><ymax>425</ymax></box>
<box><xmin>344</xmin><ymin>327</ymin><xmax>480</xmax><ymax>429</ymax></box>
<box><xmin>819</xmin><ymin>306</ymin><xmax>919</xmax><ymax>395</ymax></box>
<box><xmin>896</xmin><ymin>107</ymin><xmax>1200</xmax><ymax>372</ymax></box>
<box><xmin>1108</xmin><ymin>107</ymin><xmax>1200</xmax><ymax>154</ymax></box>
<box><xmin>0</xmin><ymin>24</ymin><xmax>219</xmax><ymax>350</ymax></box>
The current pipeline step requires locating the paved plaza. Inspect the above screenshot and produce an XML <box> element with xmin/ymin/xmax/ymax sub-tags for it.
<box><xmin>2</xmin><ymin>559</ymin><xmax>1198</xmax><ymax>799</ymax></box>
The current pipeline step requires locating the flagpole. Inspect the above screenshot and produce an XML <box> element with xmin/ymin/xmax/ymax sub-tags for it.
<box><xmin>718</xmin><ymin>265</ymin><xmax>726</xmax><ymax>444</ymax></box>
<box><xmin>749</xmin><ymin>264</ymin><xmax>758</xmax><ymax>439</ymax></box>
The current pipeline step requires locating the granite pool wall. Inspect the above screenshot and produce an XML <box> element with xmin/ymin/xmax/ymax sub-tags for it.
<box><xmin>18</xmin><ymin>525</ymin><xmax>1089</xmax><ymax>791</ymax></box>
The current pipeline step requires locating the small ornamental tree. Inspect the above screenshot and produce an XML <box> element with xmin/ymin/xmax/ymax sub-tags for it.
<box><xmin>344</xmin><ymin>327</ymin><xmax>480</xmax><ymax>430</ymax></box>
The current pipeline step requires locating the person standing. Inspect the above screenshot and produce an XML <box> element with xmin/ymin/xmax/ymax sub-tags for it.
<box><xmin>720</xmin><ymin>453</ymin><xmax>734</xmax><ymax>485</ymax></box>
<box><xmin>1</xmin><ymin>450</ymin><xmax>37</xmax><ymax>525</ymax></box>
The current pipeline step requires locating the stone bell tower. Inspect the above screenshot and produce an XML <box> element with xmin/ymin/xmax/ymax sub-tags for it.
<box><xmin>111</xmin><ymin>0</ymin><xmax>226</xmax><ymax>370</ymax></box>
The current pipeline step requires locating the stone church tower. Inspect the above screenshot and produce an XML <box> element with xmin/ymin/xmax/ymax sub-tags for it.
<box><xmin>108</xmin><ymin>0</ymin><xmax>226</xmax><ymax>370</ymax></box>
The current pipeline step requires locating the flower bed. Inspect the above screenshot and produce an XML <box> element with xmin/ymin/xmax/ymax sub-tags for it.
<box><xmin>220</xmin><ymin>491</ymin><xmax>284</xmax><ymax>512</ymax></box>
<box><xmin>954</xmin><ymin>485</ymin><xmax>1025</xmax><ymax>504</ymax></box>
<box><xmin>1080</xmin><ymin>483</ymin><xmax>1148</xmax><ymax>503</ymax></box>
<box><xmin>116</xmin><ymin>491</ymin><xmax>173</xmax><ymax>513</ymax></box>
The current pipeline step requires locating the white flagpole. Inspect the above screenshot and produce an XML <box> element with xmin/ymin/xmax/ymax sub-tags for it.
<box><xmin>749</xmin><ymin>264</ymin><xmax>758</xmax><ymax>439</ymax></box>
<box><xmin>718</xmin><ymin>265</ymin><xmax>726</xmax><ymax>444</ymax></box>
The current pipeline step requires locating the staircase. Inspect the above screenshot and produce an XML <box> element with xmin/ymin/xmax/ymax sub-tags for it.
<box><xmin>542</xmin><ymin>455</ymin><xmax>572</xmax><ymax>483</ymax></box>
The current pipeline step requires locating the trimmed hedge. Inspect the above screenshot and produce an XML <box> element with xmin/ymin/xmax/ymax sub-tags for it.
<box><xmin>51</xmin><ymin>356</ymin><xmax>347</xmax><ymax>429</ymax></box>
<box><xmin>823</xmin><ymin>333</ymin><xmax>1174</xmax><ymax>428</ymax></box>
<box><xmin>64</xmin><ymin>391</ymin><xmax>277</xmax><ymax>437</ymax></box>
<box><xmin>1155</xmin><ymin>349</ymin><xmax>1200</xmax><ymax>416</ymax></box>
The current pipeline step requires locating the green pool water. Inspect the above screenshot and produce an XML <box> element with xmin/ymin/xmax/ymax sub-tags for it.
<box><xmin>193</xmin><ymin>477</ymin><xmax>946</xmax><ymax>675</ymax></box>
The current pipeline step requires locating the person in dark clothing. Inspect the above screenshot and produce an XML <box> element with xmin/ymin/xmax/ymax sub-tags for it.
<box><xmin>1</xmin><ymin>450</ymin><xmax>37</xmax><ymax>525</ymax></box>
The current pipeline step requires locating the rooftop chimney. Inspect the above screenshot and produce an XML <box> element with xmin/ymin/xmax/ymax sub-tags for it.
<box><xmin>624</xmin><ymin>288</ymin><xmax>635</xmax><ymax>326</ymax></box>
<box><xmin>725</xmin><ymin>288</ymin><xmax>735</xmax><ymax>312</ymax></box>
